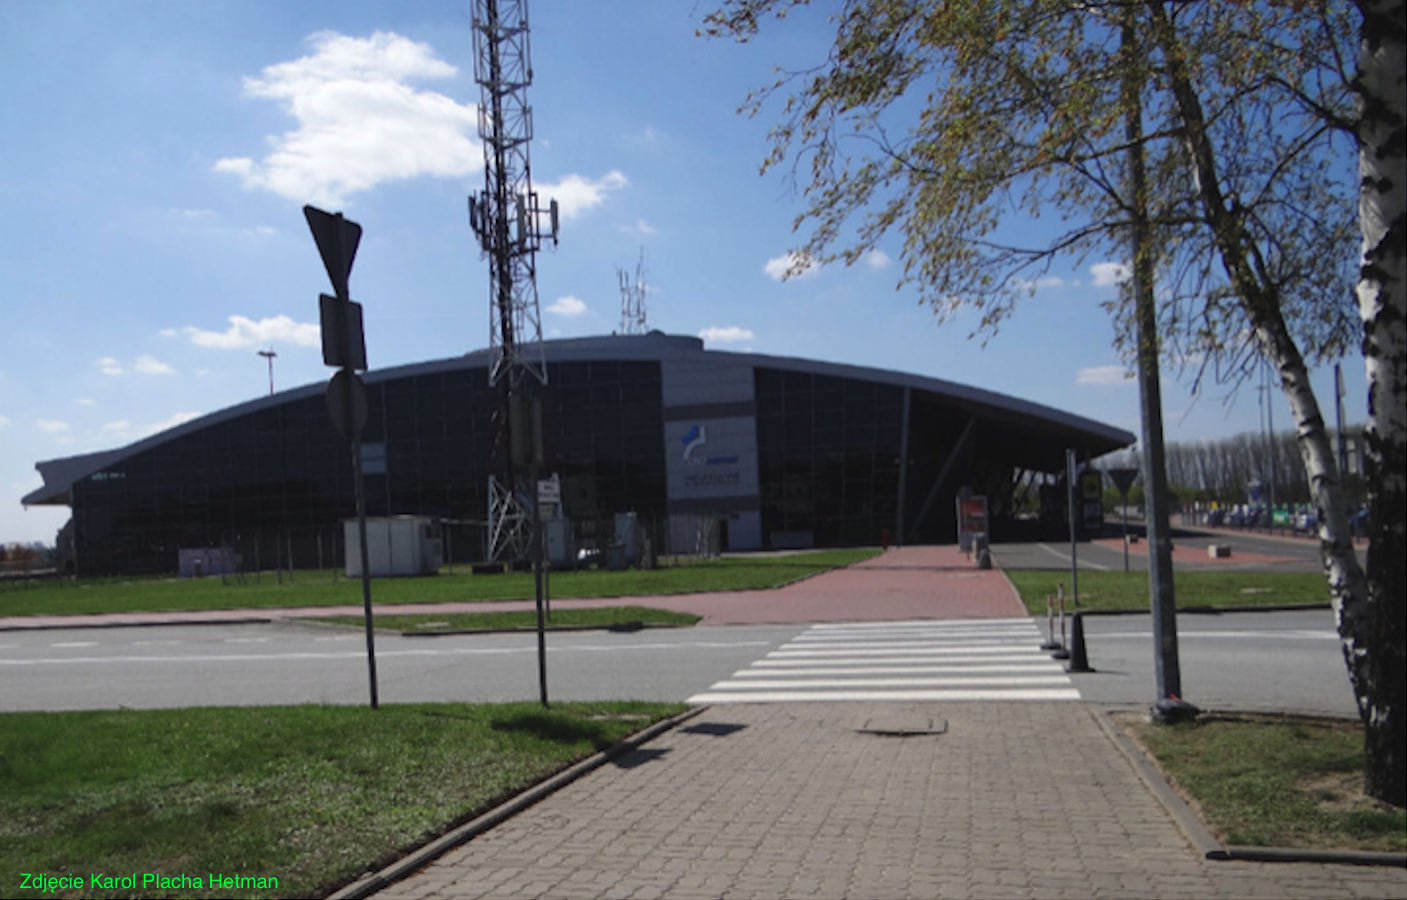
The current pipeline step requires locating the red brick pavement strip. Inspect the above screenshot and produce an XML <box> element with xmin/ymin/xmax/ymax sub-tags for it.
<box><xmin>0</xmin><ymin>546</ymin><xmax>1025</xmax><ymax>631</ymax></box>
<box><xmin>1093</xmin><ymin>538</ymin><xmax>1293</xmax><ymax>566</ymax></box>
<box><xmin>656</xmin><ymin>545</ymin><xmax>1029</xmax><ymax>625</ymax></box>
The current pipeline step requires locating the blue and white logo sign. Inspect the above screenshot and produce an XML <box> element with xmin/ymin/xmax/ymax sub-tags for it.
<box><xmin>668</xmin><ymin>418</ymin><xmax>754</xmax><ymax>496</ymax></box>
<box><xmin>682</xmin><ymin>424</ymin><xmax>708</xmax><ymax>462</ymax></box>
<box><xmin>681</xmin><ymin>423</ymin><xmax>737</xmax><ymax>468</ymax></box>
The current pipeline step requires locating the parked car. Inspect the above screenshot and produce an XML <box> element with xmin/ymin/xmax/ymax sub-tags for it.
<box><xmin>1350</xmin><ymin>504</ymin><xmax>1370</xmax><ymax>537</ymax></box>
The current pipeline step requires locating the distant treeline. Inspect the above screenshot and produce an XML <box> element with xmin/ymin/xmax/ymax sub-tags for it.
<box><xmin>1097</xmin><ymin>427</ymin><xmax>1367</xmax><ymax>507</ymax></box>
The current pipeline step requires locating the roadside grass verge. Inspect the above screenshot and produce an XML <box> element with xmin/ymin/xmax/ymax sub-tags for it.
<box><xmin>1122</xmin><ymin>713</ymin><xmax>1406</xmax><ymax>853</ymax></box>
<box><xmin>0</xmin><ymin>549</ymin><xmax>880</xmax><ymax>619</ymax></box>
<box><xmin>1</xmin><ymin>702</ymin><xmax>687</xmax><ymax>899</ymax></box>
<box><xmin>1005</xmin><ymin>569</ymin><xmax>1331</xmax><ymax>615</ymax></box>
<box><xmin>316</xmin><ymin>605</ymin><xmax>702</xmax><ymax>633</ymax></box>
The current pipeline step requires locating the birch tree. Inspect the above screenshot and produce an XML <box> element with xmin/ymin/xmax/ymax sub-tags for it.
<box><xmin>1350</xmin><ymin>0</ymin><xmax>1405</xmax><ymax>807</ymax></box>
<box><xmin>704</xmin><ymin>0</ymin><xmax>1404</xmax><ymax>804</ymax></box>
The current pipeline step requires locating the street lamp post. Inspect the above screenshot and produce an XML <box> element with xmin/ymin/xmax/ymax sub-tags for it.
<box><xmin>258</xmin><ymin>348</ymin><xmax>277</xmax><ymax>396</ymax></box>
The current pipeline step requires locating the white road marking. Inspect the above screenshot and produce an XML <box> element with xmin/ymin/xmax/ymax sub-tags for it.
<box><xmin>1094</xmin><ymin>630</ymin><xmax>1335</xmax><ymax>640</ymax></box>
<box><xmin>1036</xmin><ymin>542</ymin><xmax>1112</xmax><ymax>570</ymax></box>
<box><xmin>689</xmin><ymin>619</ymin><xmax>1079</xmax><ymax>704</ymax></box>
<box><xmin>689</xmin><ymin>689</ymin><xmax>1083</xmax><ymax>703</ymax></box>
<box><xmin>0</xmin><ymin>639</ymin><xmax>774</xmax><ymax>667</ymax></box>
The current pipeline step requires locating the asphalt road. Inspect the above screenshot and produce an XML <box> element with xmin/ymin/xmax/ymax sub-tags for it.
<box><xmin>0</xmin><ymin>609</ymin><xmax>1358</xmax><ymax>717</ymax></box>
<box><xmin>0</xmin><ymin>621</ymin><xmax>800</xmax><ymax>712</ymax></box>
<box><xmin>1068</xmin><ymin>608</ymin><xmax>1359</xmax><ymax>717</ymax></box>
<box><xmin>996</xmin><ymin>524</ymin><xmax>1338</xmax><ymax>573</ymax></box>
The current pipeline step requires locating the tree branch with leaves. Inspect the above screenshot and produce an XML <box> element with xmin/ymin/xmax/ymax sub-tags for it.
<box><xmin>703</xmin><ymin>0</ymin><xmax>1403</xmax><ymax>804</ymax></box>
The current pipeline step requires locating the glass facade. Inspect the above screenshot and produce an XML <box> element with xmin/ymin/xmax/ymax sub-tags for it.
<box><xmin>70</xmin><ymin>360</ymin><xmax>665</xmax><ymax>576</ymax></box>
<box><xmin>42</xmin><ymin>335</ymin><xmax>1132</xmax><ymax>576</ymax></box>
<box><xmin>755</xmin><ymin>368</ymin><xmax>904</xmax><ymax>548</ymax></box>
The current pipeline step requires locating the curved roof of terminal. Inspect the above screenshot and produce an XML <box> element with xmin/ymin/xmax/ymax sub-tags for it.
<box><xmin>24</xmin><ymin>331</ymin><xmax>1135</xmax><ymax>507</ymax></box>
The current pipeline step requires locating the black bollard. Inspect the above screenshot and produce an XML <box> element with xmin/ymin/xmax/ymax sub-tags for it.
<box><xmin>1066</xmin><ymin>612</ymin><xmax>1092</xmax><ymax>673</ymax></box>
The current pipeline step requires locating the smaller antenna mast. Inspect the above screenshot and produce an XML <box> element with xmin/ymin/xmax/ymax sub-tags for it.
<box><xmin>617</xmin><ymin>247</ymin><xmax>648</xmax><ymax>335</ymax></box>
<box><xmin>257</xmin><ymin>348</ymin><xmax>277</xmax><ymax>396</ymax></box>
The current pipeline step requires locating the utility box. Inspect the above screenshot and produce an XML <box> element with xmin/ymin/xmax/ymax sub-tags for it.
<box><xmin>545</xmin><ymin>516</ymin><xmax>574</xmax><ymax>568</ymax></box>
<box><xmin>178</xmin><ymin>547</ymin><xmax>239</xmax><ymax>578</ymax></box>
<box><xmin>614</xmin><ymin>511</ymin><xmax>639</xmax><ymax>566</ymax></box>
<box><xmin>345</xmin><ymin>516</ymin><xmax>442</xmax><ymax>577</ymax></box>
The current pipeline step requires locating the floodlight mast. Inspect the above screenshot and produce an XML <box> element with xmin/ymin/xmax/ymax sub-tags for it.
<box><xmin>468</xmin><ymin>0</ymin><xmax>558</xmax><ymax>564</ymax></box>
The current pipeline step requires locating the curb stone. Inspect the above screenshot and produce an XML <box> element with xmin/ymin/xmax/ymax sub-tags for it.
<box><xmin>1092</xmin><ymin>705</ymin><xmax>1407</xmax><ymax>868</ymax></box>
<box><xmin>0</xmin><ymin>616</ymin><xmax>274</xmax><ymax>633</ymax></box>
<box><xmin>1091</xmin><ymin>705</ymin><xmax>1225</xmax><ymax>859</ymax></box>
<box><xmin>325</xmin><ymin>705</ymin><xmax>708</xmax><ymax>900</ymax></box>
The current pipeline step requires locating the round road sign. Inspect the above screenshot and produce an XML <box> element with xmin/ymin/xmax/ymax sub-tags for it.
<box><xmin>326</xmin><ymin>369</ymin><xmax>369</xmax><ymax>439</ymax></box>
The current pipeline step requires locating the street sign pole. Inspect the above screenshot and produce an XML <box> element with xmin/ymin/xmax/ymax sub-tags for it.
<box><xmin>1108</xmin><ymin>468</ymin><xmax>1140</xmax><ymax>573</ymax></box>
<box><xmin>304</xmin><ymin>205</ymin><xmax>378</xmax><ymax>710</ymax></box>
<box><xmin>532</xmin><ymin>455</ymin><xmax>547</xmax><ymax>707</ymax></box>
<box><xmin>1066</xmin><ymin>449</ymin><xmax>1079</xmax><ymax>609</ymax></box>
<box><xmin>352</xmin><ymin>431</ymin><xmax>378</xmax><ymax>709</ymax></box>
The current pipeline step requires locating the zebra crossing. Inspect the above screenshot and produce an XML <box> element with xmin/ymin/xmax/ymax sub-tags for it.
<box><xmin>688</xmin><ymin>618</ymin><xmax>1080</xmax><ymax>704</ymax></box>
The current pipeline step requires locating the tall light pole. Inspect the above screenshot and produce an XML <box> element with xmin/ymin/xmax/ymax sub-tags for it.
<box><xmin>257</xmin><ymin>348</ymin><xmax>277</xmax><ymax>396</ymax></box>
<box><xmin>1123</xmin><ymin>14</ymin><xmax>1195</xmax><ymax>723</ymax></box>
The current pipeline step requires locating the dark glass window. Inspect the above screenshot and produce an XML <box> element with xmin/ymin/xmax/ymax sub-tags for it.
<box><xmin>755</xmin><ymin>367</ymin><xmax>903</xmax><ymax>549</ymax></box>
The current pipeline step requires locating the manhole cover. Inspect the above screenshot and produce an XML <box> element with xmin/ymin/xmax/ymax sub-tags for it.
<box><xmin>856</xmin><ymin>715</ymin><xmax>948</xmax><ymax>736</ymax></box>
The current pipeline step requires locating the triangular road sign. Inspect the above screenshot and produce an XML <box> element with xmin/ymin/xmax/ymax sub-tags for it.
<box><xmin>303</xmin><ymin>205</ymin><xmax>362</xmax><ymax>301</ymax></box>
<box><xmin>1108</xmin><ymin>467</ymin><xmax>1140</xmax><ymax>495</ymax></box>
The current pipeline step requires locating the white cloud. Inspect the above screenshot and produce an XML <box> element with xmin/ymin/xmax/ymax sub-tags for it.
<box><xmin>547</xmin><ymin>296</ymin><xmax>589</xmax><ymax>317</ymax></box>
<box><xmin>214</xmin><ymin>31</ymin><xmax>480</xmax><ymax>206</ymax></box>
<box><xmin>621</xmin><ymin>218</ymin><xmax>658</xmax><ymax>236</ymax></box>
<box><xmin>74</xmin><ymin>398</ymin><xmax>96</xmax><ymax>406</ymax></box>
<box><xmin>103</xmin><ymin>420</ymin><xmax>131</xmax><ymax>432</ymax></box>
<box><xmin>37</xmin><ymin>419</ymin><xmax>70</xmax><ymax>434</ymax></box>
<box><xmin>699</xmin><ymin>326</ymin><xmax>756</xmax><ymax>344</ymax></box>
<box><xmin>96</xmin><ymin>357</ymin><xmax>124</xmax><ymax>376</ymax></box>
<box><xmin>1013</xmin><ymin>275</ymin><xmax>1065</xmax><ymax>292</ymax></box>
<box><xmin>1076</xmin><ymin>365</ymin><xmax>1132</xmax><ymax>386</ymax></box>
<box><xmin>538</xmin><ymin>171</ymin><xmax>628</xmax><ymax>220</ymax></box>
<box><xmin>864</xmin><ymin>249</ymin><xmax>892</xmax><ymax>270</ymax></box>
<box><xmin>181</xmin><ymin>315</ymin><xmax>320</xmax><ymax>349</ymax></box>
<box><xmin>0</xmin><ymin>415</ymin><xmax>9</xmax><ymax>428</ymax></box>
<box><xmin>1090</xmin><ymin>262</ymin><xmax>1131</xmax><ymax>287</ymax></box>
<box><xmin>133</xmin><ymin>354</ymin><xmax>175</xmax><ymax>375</ymax></box>
<box><xmin>763</xmin><ymin>251</ymin><xmax>820</xmax><ymax>281</ymax></box>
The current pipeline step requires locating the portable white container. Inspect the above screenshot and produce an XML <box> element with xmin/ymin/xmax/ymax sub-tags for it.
<box><xmin>344</xmin><ymin>516</ymin><xmax>443</xmax><ymax>577</ymax></box>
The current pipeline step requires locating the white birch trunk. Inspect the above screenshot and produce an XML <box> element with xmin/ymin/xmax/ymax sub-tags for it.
<box><xmin>1256</xmin><ymin>327</ymin><xmax>1371</xmax><ymax>721</ymax></box>
<box><xmin>1354</xmin><ymin>0</ymin><xmax>1406</xmax><ymax>808</ymax></box>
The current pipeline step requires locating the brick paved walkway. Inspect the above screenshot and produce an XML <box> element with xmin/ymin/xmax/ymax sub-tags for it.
<box><xmin>367</xmin><ymin>703</ymin><xmax>1405</xmax><ymax>900</ymax></box>
<box><xmin>0</xmin><ymin>546</ymin><xmax>1022</xmax><ymax>630</ymax></box>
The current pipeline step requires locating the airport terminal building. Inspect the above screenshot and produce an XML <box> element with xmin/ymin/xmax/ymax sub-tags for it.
<box><xmin>25</xmin><ymin>333</ymin><xmax>1134</xmax><ymax>576</ymax></box>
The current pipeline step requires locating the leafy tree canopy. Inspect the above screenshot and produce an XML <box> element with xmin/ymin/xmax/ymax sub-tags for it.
<box><xmin>702</xmin><ymin>0</ymin><xmax>1360</xmax><ymax>386</ymax></box>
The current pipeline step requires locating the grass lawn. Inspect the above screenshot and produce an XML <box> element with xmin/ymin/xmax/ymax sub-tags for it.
<box><xmin>1123</xmin><ymin>713</ymin><xmax>1406</xmax><ymax>853</ymax></box>
<box><xmin>1</xmin><ymin>702</ymin><xmax>686</xmax><ymax>899</ymax></box>
<box><xmin>0</xmin><ymin>549</ymin><xmax>879</xmax><ymax>619</ymax></box>
<box><xmin>1005</xmin><ymin>569</ymin><xmax>1332</xmax><ymax>615</ymax></box>
<box><xmin>316</xmin><ymin>605</ymin><xmax>702</xmax><ymax>633</ymax></box>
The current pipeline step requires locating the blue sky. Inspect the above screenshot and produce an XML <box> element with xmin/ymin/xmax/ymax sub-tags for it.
<box><xmin>0</xmin><ymin>0</ymin><xmax>1366</xmax><ymax>546</ymax></box>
